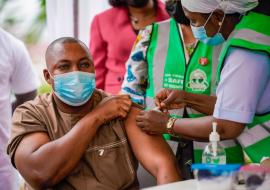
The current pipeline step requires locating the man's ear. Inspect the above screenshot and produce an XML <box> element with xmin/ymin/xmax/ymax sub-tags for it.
<box><xmin>43</xmin><ymin>69</ymin><xmax>52</xmax><ymax>85</ymax></box>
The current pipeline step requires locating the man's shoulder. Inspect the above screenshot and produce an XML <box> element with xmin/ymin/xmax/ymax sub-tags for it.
<box><xmin>15</xmin><ymin>93</ymin><xmax>53</xmax><ymax>114</ymax></box>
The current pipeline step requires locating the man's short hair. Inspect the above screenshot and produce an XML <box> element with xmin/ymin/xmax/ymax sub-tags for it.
<box><xmin>45</xmin><ymin>37</ymin><xmax>91</xmax><ymax>69</ymax></box>
<box><xmin>46</xmin><ymin>37</ymin><xmax>89</xmax><ymax>58</ymax></box>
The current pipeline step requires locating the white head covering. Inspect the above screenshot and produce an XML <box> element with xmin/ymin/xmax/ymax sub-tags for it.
<box><xmin>181</xmin><ymin>0</ymin><xmax>258</xmax><ymax>14</ymax></box>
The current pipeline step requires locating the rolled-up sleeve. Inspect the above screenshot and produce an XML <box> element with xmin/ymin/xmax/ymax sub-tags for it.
<box><xmin>213</xmin><ymin>47</ymin><xmax>270</xmax><ymax>123</ymax></box>
<box><xmin>7</xmin><ymin>103</ymin><xmax>47</xmax><ymax>167</ymax></box>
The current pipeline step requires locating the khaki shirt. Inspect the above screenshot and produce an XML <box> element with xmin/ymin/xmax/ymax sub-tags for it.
<box><xmin>7</xmin><ymin>90</ymin><xmax>138</xmax><ymax>190</ymax></box>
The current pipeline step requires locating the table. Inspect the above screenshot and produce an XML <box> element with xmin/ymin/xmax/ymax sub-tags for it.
<box><xmin>142</xmin><ymin>179</ymin><xmax>246</xmax><ymax>190</ymax></box>
<box><xmin>142</xmin><ymin>180</ymin><xmax>196</xmax><ymax>190</ymax></box>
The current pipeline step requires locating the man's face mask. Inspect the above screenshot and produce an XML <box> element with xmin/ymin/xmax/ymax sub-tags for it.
<box><xmin>51</xmin><ymin>71</ymin><xmax>96</xmax><ymax>106</ymax></box>
<box><xmin>165</xmin><ymin>0</ymin><xmax>190</xmax><ymax>25</ymax></box>
<box><xmin>190</xmin><ymin>11</ymin><xmax>226</xmax><ymax>46</ymax></box>
<box><xmin>127</xmin><ymin>0</ymin><xmax>149</xmax><ymax>8</ymax></box>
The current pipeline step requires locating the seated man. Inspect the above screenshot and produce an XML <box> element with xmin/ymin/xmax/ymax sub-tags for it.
<box><xmin>7</xmin><ymin>37</ymin><xmax>180</xmax><ymax>190</ymax></box>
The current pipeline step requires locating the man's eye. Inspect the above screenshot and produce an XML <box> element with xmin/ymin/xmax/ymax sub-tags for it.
<box><xmin>80</xmin><ymin>62</ymin><xmax>90</xmax><ymax>68</ymax></box>
<box><xmin>58</xmin><ymin>64</ymin><xmax>69</xmax><ymax>70</ymax></box>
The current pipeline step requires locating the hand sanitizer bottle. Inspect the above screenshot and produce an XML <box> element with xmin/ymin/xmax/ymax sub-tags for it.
<box><xmin>202</xmin><ymin>122</ymin><xmax>226</xmax><ymax>164</ymax></box>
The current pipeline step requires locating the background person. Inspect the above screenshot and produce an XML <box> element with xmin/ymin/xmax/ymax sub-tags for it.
<box><xmin>0</xmin><ymin>27</ymin><xmax>39</xmax><ymax>190</ymax></box>
<box><xmin>90</xmin><ymin>0</ymin><xmax>169</xmax><ymax>94</ymax></box>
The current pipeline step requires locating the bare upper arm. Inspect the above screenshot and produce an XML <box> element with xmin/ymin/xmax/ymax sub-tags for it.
<box><xmin>124</xmin><ymin>107</ymin><xmax>176</xmax><ymax>175</ymax></box>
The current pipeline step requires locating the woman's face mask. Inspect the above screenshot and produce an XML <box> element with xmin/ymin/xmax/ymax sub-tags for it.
<box><xmin>190</xmin><ymin>11</ymin><xmax>226</xmax><ymax>46</ymax></box>
<box><xmin>51</xmin><ymin>71</ymin><xmax>96</xmax><ymax>106</ymax></box>
<box><xmin>126</xmin><ymin>0</ymin><xmax>149</xmax><ymax>8</ymax></box>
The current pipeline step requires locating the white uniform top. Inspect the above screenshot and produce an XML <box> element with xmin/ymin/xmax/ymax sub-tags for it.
<box><xmin>214</xmin><ymin>47</ymin><xmax>270</xmax><ymax>124</ymax></box>
<box><xmin>0</xmin><ymin>28</ymin><xmax>39</xmax><ymax>189</ymax></box>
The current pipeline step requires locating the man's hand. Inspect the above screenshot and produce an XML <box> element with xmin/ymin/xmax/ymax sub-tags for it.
<box><xmin>136</xmin><ymin>110</ymin><xmax>169</xmax><ymax>135</ymax></box>
<box><xmin>155</xmin><ymin>89</ymin><xmax>186</xmax><ymax>111</ymax></box>
<box><xmin>93</xmin><ymin>95</ymin><xmax>132</xmax><ymax>124</ymax></box>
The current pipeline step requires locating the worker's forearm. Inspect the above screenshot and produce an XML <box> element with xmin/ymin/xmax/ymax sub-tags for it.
<box><xmin>184</xmin><ymin>92</ymin><xmax>216</xmax><ymax>115</ymax></box>
<box><xmin>173</xmin><ymin>116</ymin><xmax>245</xmax><ymax>141</ymax></box>
<box><xmin>31</xmin><ymin>112</ymin><xmax>102</xmax><ymax>186</ymax></box>
<box><xmin>173</xmin><ymin>116</ymin><xmax>214</xmax><ymax>141</ymax></box>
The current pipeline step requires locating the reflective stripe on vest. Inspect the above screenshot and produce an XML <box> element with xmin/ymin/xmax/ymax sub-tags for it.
<box><xmin>145</xmin><ymin>18</ymin><xmax>185</xmax><ymax>117</ymax></box>
<box><xmin>237</xmin><ymin>124</ymin><xmax>269</xmax><ymax>147</ymax></box>
<box><xmin>148</xmin><ymin>20</ymin><xmax>170</xmax><ymax>98</ymax></box>
<box><xmin>233</xmin><ymin>29</ymin><xmax>270</xmax><ymax>47</ymax></box>
<box><xmin>217</xmin><ymin>12</ymin><xmax>270</xmax><ymax>163</ymax></box>
<box><xmin>236</xmin><ymin>114</ymin><xmax>270</xmax><ymax>163</ymax></box>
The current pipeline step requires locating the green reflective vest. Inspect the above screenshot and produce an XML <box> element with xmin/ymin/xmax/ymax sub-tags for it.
<box><xmin>144</xmin><ymin>18</ymin><xmax>244</xmax><ymax>163</ymax></box>
<box><xmin>217</xmin><ymin>12</ymin><xmax>270</xmax><ymax>163</ymax></box>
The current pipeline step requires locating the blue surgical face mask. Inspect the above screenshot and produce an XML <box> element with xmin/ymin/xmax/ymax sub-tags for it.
<box><xmin>190</xmin><ymin>11</ymin><xmax>226</xmax><ymax>46</ymax></box>
<box><xmin>51</xmin><ymin>71</ymin><xmax>96</xmax><ymax>106</ymax></box>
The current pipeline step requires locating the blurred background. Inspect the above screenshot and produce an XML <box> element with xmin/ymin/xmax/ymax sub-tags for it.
<box><xmin>0</xmin><ymin>0</ymin><xmax>111</xmax><ymax>93</ymax></box>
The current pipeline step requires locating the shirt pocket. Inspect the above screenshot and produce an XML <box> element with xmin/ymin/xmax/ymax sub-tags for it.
<box><xmin>85</xmin><ymin>140</ymin><xmax>137</xmax><ymax>189</ymax></box>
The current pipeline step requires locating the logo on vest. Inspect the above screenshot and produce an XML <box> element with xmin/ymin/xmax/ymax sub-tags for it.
<box><xmin>187</xmin><ymin>69</ymin><xmax>209</xmax><ymax>91</ymax></box>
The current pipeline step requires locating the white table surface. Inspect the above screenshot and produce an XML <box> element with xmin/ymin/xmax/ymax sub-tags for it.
<box><xmin>142</xmin><ymin>179</ymin><xmax>246</xmax><ymax>190</ymax></box>
<box><xmin>142</xmin><ymin>180</ymin><xmax>196</xmax><ymax>190</ymax></box>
